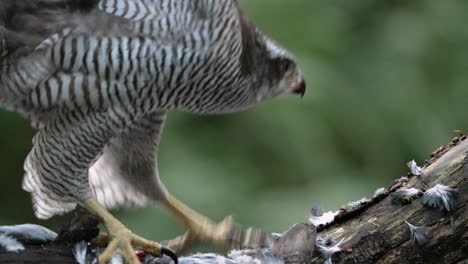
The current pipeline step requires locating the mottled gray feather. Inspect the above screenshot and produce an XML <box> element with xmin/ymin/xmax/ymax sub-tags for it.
<box><xmin>89</xmin><ymin>110</ymin><xmax>168</xmax><ymax>209</ymax></box>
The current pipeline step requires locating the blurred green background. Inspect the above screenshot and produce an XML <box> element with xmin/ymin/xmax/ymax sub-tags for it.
<box><xmin>1</xmin><ymin>0</ymin><xmax>467</xmax><ymax>251</ymax></box>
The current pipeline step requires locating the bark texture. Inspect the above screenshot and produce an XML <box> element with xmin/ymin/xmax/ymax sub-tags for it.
<box><xmin>0</xmin><ymin>137</ymin><xmax>467</xmax><ymax>264</ymax></box>
<box><xmin>274</xmin><ymin>137</ymin><xmax>467</xmax><ymax>264</ymax></box>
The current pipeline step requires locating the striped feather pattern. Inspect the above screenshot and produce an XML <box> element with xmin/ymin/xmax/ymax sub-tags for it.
<box><xmin>0</xmin><ymin>50</ymin><xmax>54</xmax><ymax>113</ymax></box>
<box><xmin>23</xmin><ymin>84</ymin><xmax>154</xmax><ymax>218</ymax></box>
<box><xmin>89</xmin><ymin>111</ymin><xmax>168</xmax><ymax>209</ymax></box>
<box><xmin>2</xmin><ymin>0</ymin><xmax>261</xmax><ymax>218</ymax></box>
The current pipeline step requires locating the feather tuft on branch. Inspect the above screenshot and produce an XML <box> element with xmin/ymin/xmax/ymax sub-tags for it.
<box><xmin>316</xmin><ymin>236</ymin><xmax>344</xmax><ymax>264</ymax></box>
<box><xmin>373</xmin><ymin>187</ymin><xmax>386</xmax><ymax>198</ymax></box>
<box><xmin>346</xmin><ymin>197</ymin><xmax>370</xmax><ymax>209</ymax></box>
<box><xmin>421</xmin><ymin>184</ymin><xmax>459</xmax><ymax>212</ymax></box>
<box><xmin>0</xmin><ymin>224</ymin><xmax>57</xmax><ymax>244</ymax></box>
<box><xmin>0</xmin><ymin>234</ymin><xmax>25</xmax><ymax>252</ymax></box>
<box><xmin>407</xmin><ymin>160</ymin><xmax>422</xmax><ymax>176</ymax></box>
<box><xmin>309</xmin><ymin>208</ymin><xmax>339</xmax><ymax>227</ymax></box>
<box><xmin>391</xmin><ymin>188</ymin><xmax>422</xmax><ymax>205</ymax></box>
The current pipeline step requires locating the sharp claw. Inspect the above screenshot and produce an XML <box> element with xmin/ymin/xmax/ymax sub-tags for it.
<box><xmin>161</xmin><ymin>246</ymin><xmax>178</xmax><ymax>264</ymax></box>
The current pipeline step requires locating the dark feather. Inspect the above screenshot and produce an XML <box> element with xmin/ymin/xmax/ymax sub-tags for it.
<box><xmin>0</xmin><ymin>0</ymin><xmax>99</xmax><ymax>57</ymax></box>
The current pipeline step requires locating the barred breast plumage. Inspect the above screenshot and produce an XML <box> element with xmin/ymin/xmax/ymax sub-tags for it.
<box><xmin>0</xmin><ymin>0</ymin><xmax>305</xmax><ymax>219</ymax></box>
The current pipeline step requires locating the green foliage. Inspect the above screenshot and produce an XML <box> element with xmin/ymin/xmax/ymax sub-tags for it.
<box><xmin>1</xmin><ymin>0</ymin><xmax>467</xmax><ymax>246</ymax></box>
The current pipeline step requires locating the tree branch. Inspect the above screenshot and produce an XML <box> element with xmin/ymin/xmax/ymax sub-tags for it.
<box><xmin>1</xmin><ymin>137</ymin><xmax>467</xmax><ymax>264</ymax></box>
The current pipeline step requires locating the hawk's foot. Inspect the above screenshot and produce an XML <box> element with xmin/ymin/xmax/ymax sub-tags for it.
<box><xmin>83</xmin><ymin>199</ymin><xmax>177</xmax><ymax>264</ymax></box>
<box><xmin>93</xmin><ymin>232</ymin><xmax>176</xmax><ymax>264</ymax></box>
<box><xmin>164</xmin><ymin>195</ymin><xmax>271</xmax><ymax>254</ymax></box>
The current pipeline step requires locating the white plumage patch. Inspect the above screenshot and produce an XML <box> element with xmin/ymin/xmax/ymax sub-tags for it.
<box><xmin>421</xmin><ymin>184</ymin><xmax>459</xmax><ymax>211</ymax></box>
<box><xmin>347</xmin><ymin>197</ymin><xmax>370</xmax><ymax>209</ymax></box>
<box><xmin>407</xmin><ymin>160</ymin><xmax>422</xmax><ymax>176</ymax></box>
<box><xmin>373</xmin><ymin>187</ymin><xmax>386</xmax><ymax>198</ymax></box>
<box><xmin>229</xmin><ymin>249</ymin><xmax>283</xmax><ymax>264</ymax></box>
<box><xmin>405</xmin><ymin>221</ymin><xmax>427</xmax><ymax>245</ymax></box>
<box><xmin>90</xmin><ymin>250</ymin><xmax>285</xmax><ymax>264</ymax></box>
<box><xmin>391</xmin><ymin>188</ymin><xmax>422</xmax><ymax>204</ymax></box>
<box><xmin>0</xmin><ymin>224</ymin><xmax>57</xmax><ymax>244</ymax></box>
<box><xmin>89</xmin><ymin>153</ymin><xmax>151</xmax><ymax>209</ymax></box>
<box><xmin>110</xmin><ymin>255</ymin><xmax>124</xmax><ymax>264</ymax></box>
<box><xmin>163</xmin><ymin>250</ymin><xmax>283</xmax><ymax>264</ymax></box>
<box><xmin>0</xmin><ymin>234</ymin><xmax>25</xmax><ymax>252</ymax></box>
<box><xmin>399</xmin><ymin>188</ymin><xmax>421</xmax><ymax>197</ymax></box>
<box><xmin>263</xmin><ymin>36</ymin><xmax>292</xmax><ymax>60</ymax></box>
<box><xmin>316</xmin><ymin>236</ymin><xmax>344</xmax><ymax>264</ymax></box>
<box><xmin>73</xmin><ymin>241</ymin><xmax>88</xmax><ymax>264</ymax></box>
<box><xmin>309</xmin><ymin>208</ymin><xmax>339</xmax><ymax>227</ymax></box>
<box><xmin>23</xmin><ymin>161</ymin><xmax>78</xmax><ymax>219</ymax></box>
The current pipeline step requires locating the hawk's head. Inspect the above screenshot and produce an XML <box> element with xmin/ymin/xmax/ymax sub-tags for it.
<box><xmin>256</xmin><ymin>34</ymin><xmax>306</xmax><ymax>100</ymax></box>
<box><xmin>238</xmin><ymin>11</ymin><xmax>306</xmax><ymax>108</ymax></box>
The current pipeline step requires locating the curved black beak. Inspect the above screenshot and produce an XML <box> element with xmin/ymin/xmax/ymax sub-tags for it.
<box><xmin>291</xmin><ymin>79</ymin><xmax>306</xmax><ymax>98</ymax></box>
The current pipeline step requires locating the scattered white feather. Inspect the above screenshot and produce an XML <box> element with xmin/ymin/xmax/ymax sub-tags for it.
<box><xmin>90</xmin><ymin>248</ymin><xmax>282</xmax><ymax>264</ymax></box>
<box><xmin>0</xmin><ymin>234</ymin><xmax>25</xmax><ymax>252</ymax></box>
<box><xmin>421</xmin><ymin>184</ymin><xmax>459</xmax><ymax>211</ymax></box>
<box><xmin>316</xmin><ymin>238</ymin><xmax>344</xmax><ymax>255</ymax></box>
<box><xmin>373</xmin><ymin>188</ymin><xmax>386</xmax><ymax>198</ymax></box>
<box><xmin>230</xmin><ymin>254</ymin><xmax>261</xmax><ymax>264</ymax></box>
<box><xmin>73</xmin><ymin>241</ymin><xmax>88</xmax><ymax>264</ymax></box>
<box><xmin>347</xmin><ymin>198</ymin><xmax>370</xmax><ymax>209</ymax></box>
<box><xmin>398</xmin><ymin>176</ymin><xmax>409</xmax><ymax>183</ymax></box>
<box><xmin>172</xmin><ymin>250</ymin><xmax>282</xmax><ymax>264</ymax></box>
<box><xmin>309</xmin><ymin>210</ymin><xmax>339</xmax><ymax>227</ymax></box>
<box><xmin>407</xmin><ymin>160</ymin><xmax>423</xmax><ymax>176</ymax></box>
<box><xmin>405</xmin><ymin>221</ymin><xmax>427</xmax><ymax>245</ymax></box>
<box><xmin>177</xmin><ymin>253</ymin><xmax>233</xmax><ymax>264</ymax></box>
<box><xmin>229</xmin><ymin>249</ymin><xmax>283</xmax><ymax>264</ymax></box>
<box><xmin>403</xmin><ymin>188</ymin><xmax>421</xmax><ymax>197</ymax></box>
<box><xmin>316</xmin><ymin>236</ymin><xmax>344</xmax><ymax>264</ymax></box>
<box><xmin>391</xmin><ymin>188</ymin><xmax>421</xmax><ymax>204</ymax></box>
<box><xmin>316</xmin><ymin>236</ymin><xmax>333</xmax><ymax>246</ymax></box>
<box><xmin>0</xmin><ymin>224</ymin><xmax>57</xmax><ymax>244</ymax></box>
<box><xmin>110</xmin><ymin>255</ymin><xmax>124</xmax><ymax>264</ymax></box>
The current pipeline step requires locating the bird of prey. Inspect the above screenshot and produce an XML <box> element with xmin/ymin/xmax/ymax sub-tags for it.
<box><xmin>0</xmin><ymin>0</ymin><xmax>306</xmax><ymax>263</ymax></box>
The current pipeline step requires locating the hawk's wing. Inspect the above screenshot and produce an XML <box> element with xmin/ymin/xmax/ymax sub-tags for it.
<box><xmin>6</xmin><ymin>0</ymin><xmax>236</xmax><ymax>118</ymax></box>
<box><xmin>89</xmin><ymin>110</ymin><xmax>168</xmax><ymax>209</ymax></box>
<box><xmin>23</xmin><ymin>84</ymin><xmax>167</xmax><ymax>218</ymax></box>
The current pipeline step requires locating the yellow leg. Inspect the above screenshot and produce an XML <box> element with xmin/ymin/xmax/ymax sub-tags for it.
<box><xmin>82</xmin><ymin>198</ymin><xmax>177</xmax><ymax>264</ymax></box>
<box><xmin>163</xmin><ymin>195</ymin><xmax>271</xmax><ymax>253</ymax></box>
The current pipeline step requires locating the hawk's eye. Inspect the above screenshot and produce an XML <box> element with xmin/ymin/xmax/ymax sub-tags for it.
<box><xmin>281</xmin><ymin>59</ymin><xmax>293</xmax><ymax>72</ymax></box>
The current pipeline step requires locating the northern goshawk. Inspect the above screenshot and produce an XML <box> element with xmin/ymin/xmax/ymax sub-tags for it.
<box><xmin>0</xmin><ymin>0</ymin><xmax>306</xmax><ymax>263</ymax></box>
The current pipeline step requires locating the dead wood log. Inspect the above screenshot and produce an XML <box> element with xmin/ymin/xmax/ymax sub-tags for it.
<box><xmin>273</xmin><ymin>137</ymin><xmax>468</xmax><ymax>264</ymax></box>
<box><xmin>0</xmin><ymin>137</ymin><xmax>467</xmax><ymax>264</ymax></box>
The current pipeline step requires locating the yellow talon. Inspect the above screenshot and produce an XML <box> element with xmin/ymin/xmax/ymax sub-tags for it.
<box><xmin>82</xmin><ymin>198</ymin><xmax>178</xmax><ymax>264</ymax></box>
<box><xmin>163</xmin><ymin>195</ymin><xmax>271</xmax><ymax>254</ymax></box>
